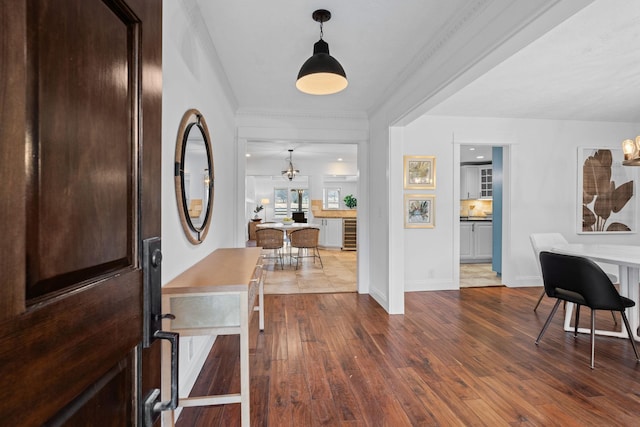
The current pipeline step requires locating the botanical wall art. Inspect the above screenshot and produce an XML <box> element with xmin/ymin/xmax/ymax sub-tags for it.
<box><xmin>404</xmin><ymin>194</ymin><xmax>435</xmax><ymax>228</ymax></box>
<box><xmin>404</xmin><ymin>155</ymin><xmax>435</xmax><ymax>189</ymax></box>
<box><xmin>578</xmin><ymin>148</ymin><xmax>635</xmax><ymax>234</ymax></box>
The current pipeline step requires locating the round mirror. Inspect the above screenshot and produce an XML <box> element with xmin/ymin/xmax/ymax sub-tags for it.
<box><xmin>174</xmin><ymin>109</ymin><xmax>214</xmax><ymax>244</ymax></box>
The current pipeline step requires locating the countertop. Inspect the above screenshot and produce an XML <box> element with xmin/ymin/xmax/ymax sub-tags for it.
<box><xmin>460</xmin><ymin>216</ymin><xmax>492</xmax><ymax>222</ymax></box>
<box><xmin>312</xmin><ymin>209</ymin><xmax>357</xmax><ymax>218</ymax></box>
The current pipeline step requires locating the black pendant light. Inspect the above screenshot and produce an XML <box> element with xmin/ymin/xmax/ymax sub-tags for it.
<box><xmin>296</xmin><ymin>9</ymin><xmax>348</xmax><ymax>95</ymax></box>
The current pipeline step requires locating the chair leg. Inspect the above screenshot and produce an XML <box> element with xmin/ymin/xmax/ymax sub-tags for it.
<box><xmin>315</xmin><ymin>247</ymin><xmax>323</xmax><ymax>268</ymax></box>
<box><xmin>590</xmin><ymin>310</ymin><xmax>596</xmax><ymax>369</ymax></box>
<box><xmin>620</xmin><ymin>311</ymin><xmax>640</xmax><ymax>363</ymax></box>
<box><xmin>536</xmin><ymin>299</ymin><xmax>562</xmax><ymax>344</ymax></box>
<box><xmin>533</xmin><ymin>289</ymin><xmax>545</xmax><ymax>311</ymax></box>
<box><xmin>611</xmin><ymin>311</ymin><xmax>618</xmax><ymax>325</ymax></box>
<box><xmin>574</xmin><ymin>304</ymin><xmax>581</xmax><ymax>338</ymax></box>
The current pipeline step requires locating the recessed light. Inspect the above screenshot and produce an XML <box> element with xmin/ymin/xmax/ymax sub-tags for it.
<box><xmin>246</xmin><ymin>153</ymin><xmax>251</xmax><ymax>157</ymax></box>
<box><xmin>476</xmin><ymin>155</ymin><xmax>484</xmax><ymax>159</ymax></box>
<box><xmin>469</xmin><ymin>147</ymin><xmax>476</xmax><ymax>151</ymax></box>
<box><xmin>337</xmin><ymin>158</ymin><xmax>343</xmax><ymax>162</ymax></box>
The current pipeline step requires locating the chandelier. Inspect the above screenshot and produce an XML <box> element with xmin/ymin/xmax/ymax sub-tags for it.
<box><xmin>282</xmin><ymin>149</ymin><xmax>300</xmax><ymax>181</ymax></box>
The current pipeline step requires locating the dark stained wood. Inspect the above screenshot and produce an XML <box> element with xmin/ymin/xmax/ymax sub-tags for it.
<box><xmin>177</xmin><ymin>288</ymin><xmax>640</xmax><ymax>426</ymax></box>
<box><xmin>0</xmin><ymin>0</ymin><xmax>27</xmax><ymax>320</ymax></box>
<box><xmin>0</xmin><ymin>0</ymin><xmax>162</xmax><ymax>425</ymax></box>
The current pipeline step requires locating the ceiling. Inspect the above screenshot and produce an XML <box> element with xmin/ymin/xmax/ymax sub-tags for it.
<box><xmin>198</xmin><ymin>0</ymin><xmax>473</xmax><ymax>115</ymax></box>
<box><xmin>201</xmin><ymin>1</ymin><xmax>639</xmax><ymax>163</ymax></box>
<box><xmin>428</xmin><ymin>0</ymin><xmax>640</xmax><ymax>122</ymax></box>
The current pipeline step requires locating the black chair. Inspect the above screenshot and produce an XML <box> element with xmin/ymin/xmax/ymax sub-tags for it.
<box><xmin>535</xmin><ymin>251</ymin><xmax>639</xmax><ymax>368</ymax></box>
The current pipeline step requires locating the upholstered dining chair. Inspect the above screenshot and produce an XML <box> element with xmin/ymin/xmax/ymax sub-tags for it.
<box><xmin>289</xmin><ymin>228</ymin><xmax>323</xmax><ymax>270</ymax></box>
<box><xmin>255</xmin><ymin>228</ymin><xmax>284</xmax><ymax>269</ymax></box>
<box><xmin>529</xmin><ymin>233</ymin><xmax>618</xmax><ymax>317</ymax></box>
<box><xmin>535</xmin><ymin>251</ymin><xmax>639</xmax><ymax>369</ymax></box>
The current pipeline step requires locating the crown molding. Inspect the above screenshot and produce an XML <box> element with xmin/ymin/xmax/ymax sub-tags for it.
<box><xmin>236</xmin><ymin>108</ymin><xmax>369</xmax><ymax>122</ymax></box>
<box><xmin>369</xmin><ymin>0</ymin><xmax>492</xmax><ymax>116</ymax></box>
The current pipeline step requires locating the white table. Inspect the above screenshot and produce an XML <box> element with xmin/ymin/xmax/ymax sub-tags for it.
<box><xmin>550</xmin><ymin>243</ymin><xmax>640</xmax><ymax>341</ymax></box>
<box><xmin>256</xmin><ymin>222</ymin><xmax>320</xmax><ymax>231</ymax></box>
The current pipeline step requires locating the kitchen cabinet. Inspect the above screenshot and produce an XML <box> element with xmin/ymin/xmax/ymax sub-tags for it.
<box><xmin>461</xmin><ymin>165</ymin><xmax>492</xmax><ymax>199</ymax></box>
<box><xmin>460</xmin><ymin>221</ymin><xmax>492</xmax><ymax>263</ymax></box>
<box><xmin>318</xmin><ymin>218</ymin><xmax>342</xmax><ymax>248</ymax></box>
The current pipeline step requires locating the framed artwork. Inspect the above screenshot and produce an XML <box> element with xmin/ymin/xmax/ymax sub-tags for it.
<box><xmin>404</xmin><ymin>155</ymin><xmax>435</xmax><ymax>189</ymax></box>
<box><xmin>578</xmin><ymin>147</ymin><xmax>636</xmax><ymax>234</ymax></box>
<box><xmin>404</xmin><ymin>194</ymin><xmax>435</xmax><ymax>228</ymax></box>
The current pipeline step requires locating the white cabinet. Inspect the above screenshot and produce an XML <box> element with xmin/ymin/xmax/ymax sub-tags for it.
<box><xmin>460</xmin><ymin>223</ymin><xmax>474</xmax><ymax>259</ymax></box>
<box><xmin>318</xmin><ymin>218</ymin><xmax>342</xmax><ymax>248</ymax></box>
<box><xmin>460</xmin><ymin>221</ymin><xmax>492</xmax><ymax>263</ymax></box>
<box><xmin>461</xmin><ymin>166</ymin><xmax>480</xmax><ymax>199</ymax></box>
<box><xmin>461</xmin><ymin>165</ymin><xmax>492</xmax><ymax>199</ymax></box>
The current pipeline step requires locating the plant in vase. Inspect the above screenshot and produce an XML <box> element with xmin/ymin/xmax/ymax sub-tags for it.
<box><xmin>344</xmin><ymin>194</ymin><xmax>357</xmax><ymax>209</ymax></box>
<box><xmin>253</xmin><ymin>204</ymin><xmax>264</xmax><ymax>220</ymax></box>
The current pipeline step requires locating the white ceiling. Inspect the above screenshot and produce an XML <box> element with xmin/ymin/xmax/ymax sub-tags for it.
<box><xmin>428</xmin><ymin>0</ymin><xmax>640</xmax><ymax>122</ymax></box>
<box><xmin>198</xmin><ymin>0</ymin><xmax>473</xmax><ymax>115</ymax></box>
<box><xmin>199</xmin><ymin>0</ymin><xmax>640</xmax><ymax>163</ymax></box>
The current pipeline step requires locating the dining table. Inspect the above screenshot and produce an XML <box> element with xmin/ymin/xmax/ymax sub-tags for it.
<box><xmin>550</xmin><ymin>243</ymin><xmax>640</xmax><ymax>341</ymax></box>
<box><xmin>255</xmin><ymin>222</ymin><xmax>320</xmax><ymax>232</ymax></box>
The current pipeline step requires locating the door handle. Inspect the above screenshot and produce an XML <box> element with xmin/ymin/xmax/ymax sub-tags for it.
<box><xmin>141</xmin><ymin>238</ymin><xmax>180</xmax><ymax>426</ymax></box>
<box><xmin>152</xmin><ymin>330</ymin><xmax>179</xmax><ymax>411</ymax></box>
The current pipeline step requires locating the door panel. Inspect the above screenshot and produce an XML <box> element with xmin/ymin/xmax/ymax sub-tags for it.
<box><xmin>27</xmin><ymin>0</ymin><xmax>134</xmax><ymax>299</ymax></box>
<box><xmin>0</xmin><ymin>0</ymin><xmax>162</xmax><ymax>425</ymax></box>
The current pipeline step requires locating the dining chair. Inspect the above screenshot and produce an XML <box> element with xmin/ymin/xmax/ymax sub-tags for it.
<box><xmin>255</xmin><ymin>228</ymin><xmax>284</xmax><ymax>269</ymax></box>
<box><xmin>529</xmin><ymin>233</ymin><xmax>618</xmax><ymax>318</ymax></box>
<box><xmin>289</xmin><ymin>228</ymin><xmax>323</xmax><ymax>270</ymax></box>
<box><xmin>535</xmin><ymin>251</ymin><xmax>639</xmax><ymax>368</ymax></box>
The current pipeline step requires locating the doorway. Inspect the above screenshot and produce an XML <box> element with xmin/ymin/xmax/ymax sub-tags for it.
<box><xmin>459</xmin><ymin>144</ymin><xmax>504</xmax><ymax>287</ymax></box>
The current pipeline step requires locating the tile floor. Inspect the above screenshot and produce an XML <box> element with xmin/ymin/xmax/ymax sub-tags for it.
<box><xmin>460</xmin><ymin>263</ymin><xmax>503</xmax><ymax>288</ymax></box>
<box><xmin>260</xmin><ymin>247</ymin><xmax>357</xmax><ymax>294</ymax></box>
<box><xmin>255</xmin><ymin>241</ymin><xmax>501</xmax><ymax>293</ymax></box>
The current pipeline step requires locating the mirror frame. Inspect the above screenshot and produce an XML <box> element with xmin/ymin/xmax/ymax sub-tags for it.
<box><xmin>174</xmin><ymin>109</ymin><xmax>214</xmax><ymax>244</ymax></box>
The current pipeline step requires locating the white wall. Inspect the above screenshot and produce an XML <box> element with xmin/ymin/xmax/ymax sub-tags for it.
<box><xmin>399</xmin><ymin>115</ymin><xmax>640</xmax><ymax>297</ymax></box>
<box><xmin>162</xmin><ymin>0</ymin><xmax>238</xmax><ymax>405</ymax></box>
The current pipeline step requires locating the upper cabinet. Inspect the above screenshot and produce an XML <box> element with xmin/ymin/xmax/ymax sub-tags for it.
<box><xmin>461</xmin><ymin>165</ymin><xmax>492</xmax><ymax>200</ymax></box>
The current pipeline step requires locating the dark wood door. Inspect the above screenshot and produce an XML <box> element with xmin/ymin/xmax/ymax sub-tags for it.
<box><xmin>0</xmin><ymin>0</ymin><xmax>162</xmax><ymax>425</ymax></box>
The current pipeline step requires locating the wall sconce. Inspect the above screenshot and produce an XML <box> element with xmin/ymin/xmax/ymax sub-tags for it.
<box><xmin>622</xmin><ymin>136</ymin><xmax>640</xmax><ymax>166</ymax></box>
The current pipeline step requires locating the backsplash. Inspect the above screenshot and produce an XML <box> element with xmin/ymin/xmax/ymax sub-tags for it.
<box><xmin>460</xmin><ymin>199</ymin><xmax>493</xmax><ymax>217</ymax></box>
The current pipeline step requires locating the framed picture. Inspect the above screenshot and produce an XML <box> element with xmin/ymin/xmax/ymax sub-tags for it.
<box><xmin>404</xmin><ymin>155</ymin><xmax>435</xmax><ymax>189</ymax></box>
<box><xmin>404</xmin><ymin>194</ymin><xmax>435</xmax><ymax>228</ymax></box>
<box><xmin>578</xmin><ymin>147</ymin><xmax>636</xmax><ymax>234</ymax></box>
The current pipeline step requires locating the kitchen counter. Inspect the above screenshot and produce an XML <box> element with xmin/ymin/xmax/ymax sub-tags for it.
<box><xmin>312</xmin><ymin>209</ymin><xmax>357</xmax><ymax>218</ymax></box>
<box><xmin>460</xmin><ymin>216</ymin><xmax>492</xmax><ymax>221</ymax></box>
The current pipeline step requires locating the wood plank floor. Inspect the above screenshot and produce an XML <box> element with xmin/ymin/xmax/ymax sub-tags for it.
<box><xmin>176</xmin><ymin>287</ymin><xmax>640</xmax><ymax>426</ymax></box>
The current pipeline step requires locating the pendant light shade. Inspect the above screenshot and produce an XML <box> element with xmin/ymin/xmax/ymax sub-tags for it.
<box><xmin>296</xmin><ymin>9</ymin><xmax>348</xmax><ymax>95</ymax></box>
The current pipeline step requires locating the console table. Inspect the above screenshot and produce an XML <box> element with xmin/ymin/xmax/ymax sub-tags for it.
<box><xmin>161</xmin><ymin>247</ymin><xmax>264</xmax><ymax>426</ymax></box>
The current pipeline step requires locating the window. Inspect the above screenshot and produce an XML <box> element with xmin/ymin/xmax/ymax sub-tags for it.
<box><xmin>323</xmin><ymin>188</ymin><xmax>341</xmax><ymax>209</ymax></box>
<box><xmin>274</xmin><ymin>188</ymin><xmax>309</xmax><ymax>217</ymax></box>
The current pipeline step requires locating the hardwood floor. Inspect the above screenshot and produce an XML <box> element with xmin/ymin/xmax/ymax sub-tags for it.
<box><xmin>176</xmin><ymin>287</ymin><xmax>640</xmax><ymax>426</ymax></box>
